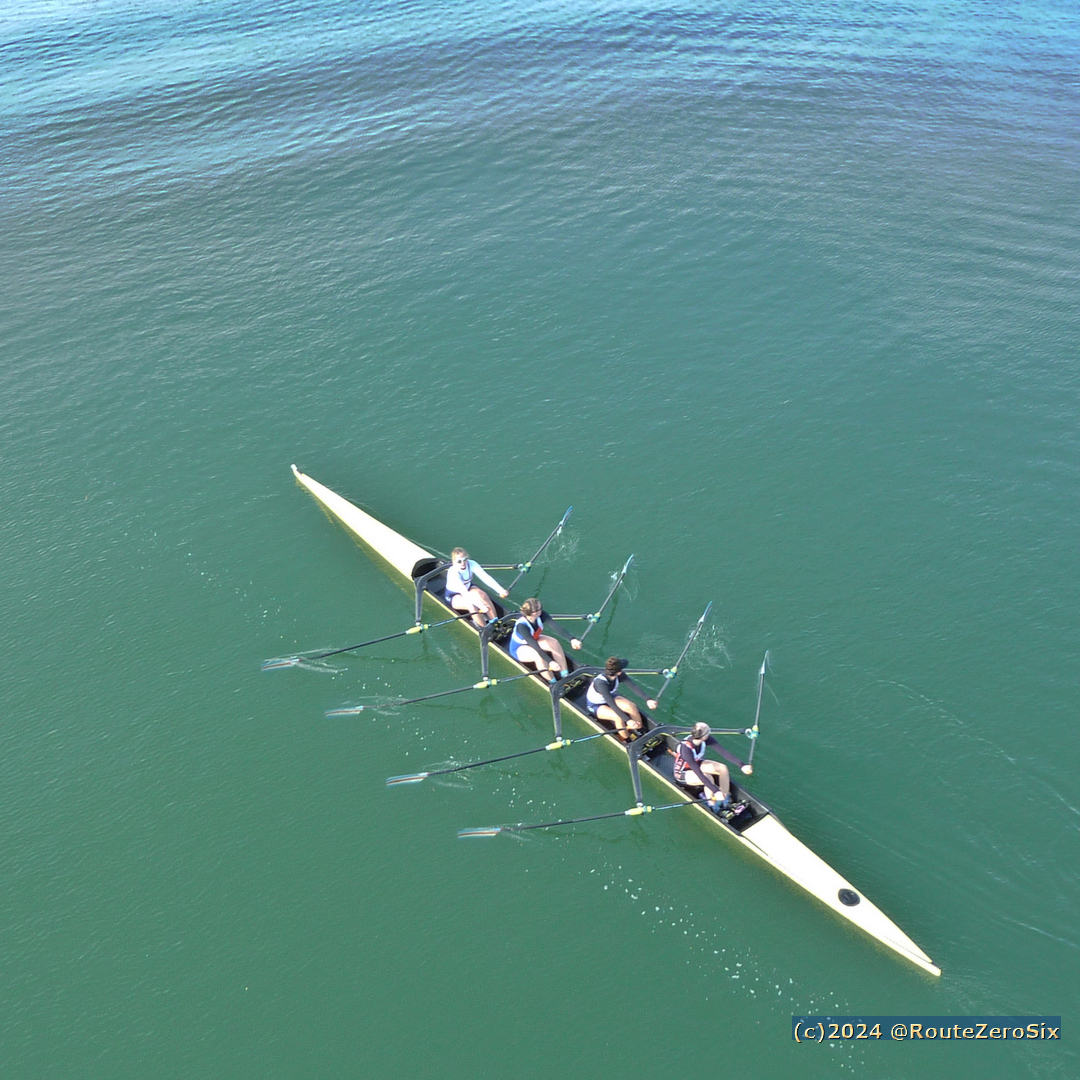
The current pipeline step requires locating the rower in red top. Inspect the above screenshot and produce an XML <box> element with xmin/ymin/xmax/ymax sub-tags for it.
<box><xmin>674</xmin><ymin>722</ymin><xmax>731</xmax><ymax>808</ymax></box>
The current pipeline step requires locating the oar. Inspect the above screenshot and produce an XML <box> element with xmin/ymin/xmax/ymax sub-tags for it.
<box><xmin>458</xmin><ymin>800</ymin><xmax>694</xmax><ymax>838</ymax></box>
<box><xmin>654</xmin><ymin>602</ymin><xmax>713</xmax><ymax>701</ymax></box>
<box><xmin>578</xmin><ymin>554</ymin><xmax>634</xmax><ymax>642</ymax></box>
<box><xmin>387</xmin><ymin>731</ymin><xmax>611</xmax><ymax>786</ymax></box>
<box><xmin>325</xmin><ymin>672</ymin><xmax>536</xmax><ymax>716</ymax></box>
<box><xmin>506</xmin><ymin>506</ymin><xmax>573</xmax><ymax>592</ymax></box>
<box><xmin>262</xmin><ymin>614</ymin><xmax>471</xmax><ymax>670</ymax></box>
<box><xmin>744</xmin><ymin>650</ymin><xmax>770</xmax><ymax>775</ymax></box>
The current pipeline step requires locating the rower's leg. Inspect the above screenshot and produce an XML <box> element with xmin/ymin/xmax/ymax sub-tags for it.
<box><xmin>680</xmin><ymin>774</ymin><xmax>725</xmax><ymax>803</ymax></box>
<box><xmin>536</xmin><ymin>634</ymin><xmax>567</xmax><ymax>673</ymax></box>
<box><xmin>614</xmin><ymin>696</ymin><xmax>643</xmax><ymax>730</ymax></box>
<box><xmin>450</xmin><ymin>594</ymin><xmax>473</xmax><ymax>615</ymax></box>
<box><xmin>705</xmin><ymin>761</ymin><xmax>731</xmax><ymax>798</ymax></box>
<box><xmin>451</xmin><ymin>591</ymin><xmax>488</xmax><ymax>628</ymax></box>
<box><xmin>596</xmin><ymin>704</ymin><xmax>637</xmax><ymax>741</ymax></box>
<box><xmin>469</xmin><ymin>587</ymin><xmax>496</xmax><ymax>622</ymax></box>
<box><xmin>513</xmin><ymin>645</ymin><xmax>554</xmax><ymax>682</ymax></box>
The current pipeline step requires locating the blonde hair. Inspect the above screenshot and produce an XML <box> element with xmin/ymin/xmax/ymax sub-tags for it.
<box><xmin>451</xmin><ymin>547</ymin><xmax>469</xmax><ymax>561</ymax></box>
<box><xmin>521</xmin><ymin>598</ymin><xmax>542</xmax><ymax>616</ymax></box>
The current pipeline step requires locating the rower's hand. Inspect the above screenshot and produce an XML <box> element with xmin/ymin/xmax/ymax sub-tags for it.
<box><xmin>499</xmin><ymin>590</ymin><xmax>509</xmax><ymax>599</ymax></box>
<box><xmin>570</xmin><ymin>638</ymin><xmax>582</xmax><ymax>650</ymax></box>
<box><xmin>646</xmin><ymin>699</ymin><xmax>658</xmax><ymax>710</ymax></box>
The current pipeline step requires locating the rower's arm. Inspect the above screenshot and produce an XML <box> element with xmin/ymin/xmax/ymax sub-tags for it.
<box><xmin>470</xmin><ymin>560</ymin><xmax>506</xmax><ymax>595</ymax></box>
<box><xmin>706</xmin><ymin>735</ymin><xmax>749</xmax><ymax>773</ymax></box>
<box><xmin>539</xmin><ymin>611</ymin><xmax>576</xmax><ymax>641</ymax></box>
<box><xmin>620</xmin><ymin>674</ymin><xmax>653</xmax><ymax>703</ymax></box>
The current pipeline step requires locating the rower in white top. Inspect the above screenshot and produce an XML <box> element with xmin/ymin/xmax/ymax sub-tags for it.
<box><xmin>444</xmin><ymin>547</ymin><xmax>508</xmax><ymax>628</ymax></box>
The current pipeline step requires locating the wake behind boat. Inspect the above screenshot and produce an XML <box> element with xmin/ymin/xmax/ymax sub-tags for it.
<box><xmin>286</xmin><ymin>465</ymin><xmax>940</xmax><ymax>977</ymax></box>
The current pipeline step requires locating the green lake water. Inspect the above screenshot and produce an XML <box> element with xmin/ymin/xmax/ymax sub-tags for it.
<box><xmin>2</xmin><ymin>2</ymin><xmax>1078</xmax><ymax>1076</ymax></box>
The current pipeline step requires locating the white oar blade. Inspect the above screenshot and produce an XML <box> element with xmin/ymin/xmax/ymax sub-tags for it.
<box><xmin>325</xmin><ymin>706</ymin><xmax>364</xmax><ymax>717</ymax></box>
<box><xmin>386</xmin><ymin>773</ymin><xmax>428</xmax><ymax>786</ymax></box>
<box><xmin>457</xmin><ymin>826</ymin><xmax>503</xmax><ymax>838</ymax></box>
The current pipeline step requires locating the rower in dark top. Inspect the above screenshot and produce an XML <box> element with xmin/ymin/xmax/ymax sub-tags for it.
<box><xmin>674</xmin><ymin>722</ymin><xmax>731</xmax><ymax>808</ymax></box>
<box><xmin>508</xmin><ymin>598</ymin><xmax>582</xmax><ymax>683</ymax></box>
<box><xmin>584</xmin><ymin>657</ymin><xmax>658</xmax><ymax>742</ymax></box>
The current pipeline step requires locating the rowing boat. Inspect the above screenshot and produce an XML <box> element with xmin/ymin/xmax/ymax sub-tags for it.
<box><xmin>288</xmin><ymin>465</ymin><xmax>941</xmax><ymax>977</ymax></box>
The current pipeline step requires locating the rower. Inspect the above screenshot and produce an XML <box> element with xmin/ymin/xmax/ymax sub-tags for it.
<box><xmin>674</xmin><ymin>722</ymin><xmax>731</xmax><ymax>808</ymax></box>
<box><xmin>584</xmin><ymin>657</ymin><xmax>658</xmax><ymax>742</ymax></box>
<box><xmin>508</xmin><ymin>598</ymin><xmax>582</xmax><ymax>683</ymax></box>
<box><xmin>445</xmin><ymin>548</ymin><xmax>508</xmax><ymax>628</ymax></box>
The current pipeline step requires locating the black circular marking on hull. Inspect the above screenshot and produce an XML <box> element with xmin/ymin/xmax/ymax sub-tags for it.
<box><xmin>838</xmin><ymin>888</ymin><xmax>861</xmax><ymax>907</ymax></box>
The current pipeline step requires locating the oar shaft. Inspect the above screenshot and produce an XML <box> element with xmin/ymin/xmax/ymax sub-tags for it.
<box><xmin>440</xmin><ymin>730</ymin><xmax>609</xmax><ymax>774</ymax></box>
<box><xmin>510</xmin><ymin>808</ymin><xmax>640</xmax><ymax>831</ymax></box>
<box><xmin>388</xmin><ymin>731</ymin><xmax>609</xmax><ymax>785</ymax></box>
<box><xmin>655</xmin><ymin>602</ymin><xmax>712</xmax><ymax>701</ymax></box>
<box><xmin>752</xmin><ymin>651</ymin><xmax>769</xmax><ymax>730</ymax></box>
<box><xmin>459</xmin><ymin>799</ymin><xmax>693</xmax><ymax>837</ymax></box>
<box><xmin>746</xmin><ymin>650</ymin><xmax>769</xmax><ymax>770</ymax></box>
<box><xmin>329</xmin><ymin>671</ymin><xmax>536</xmax><ymax>715</ymax></box>
<box><xmin>268</xmin><ymin>614</ymin><xmax>469</xmax><ymax>667</ymax></box>
<box><xmin>507</xmin><ymin>507</ymin><xmax>573</xmax><ymax>592</ymax></box>
<box><xmin>578</xmin><ymin>554</ymin><xmax>633</xmax><ymax>641</ymax></box>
